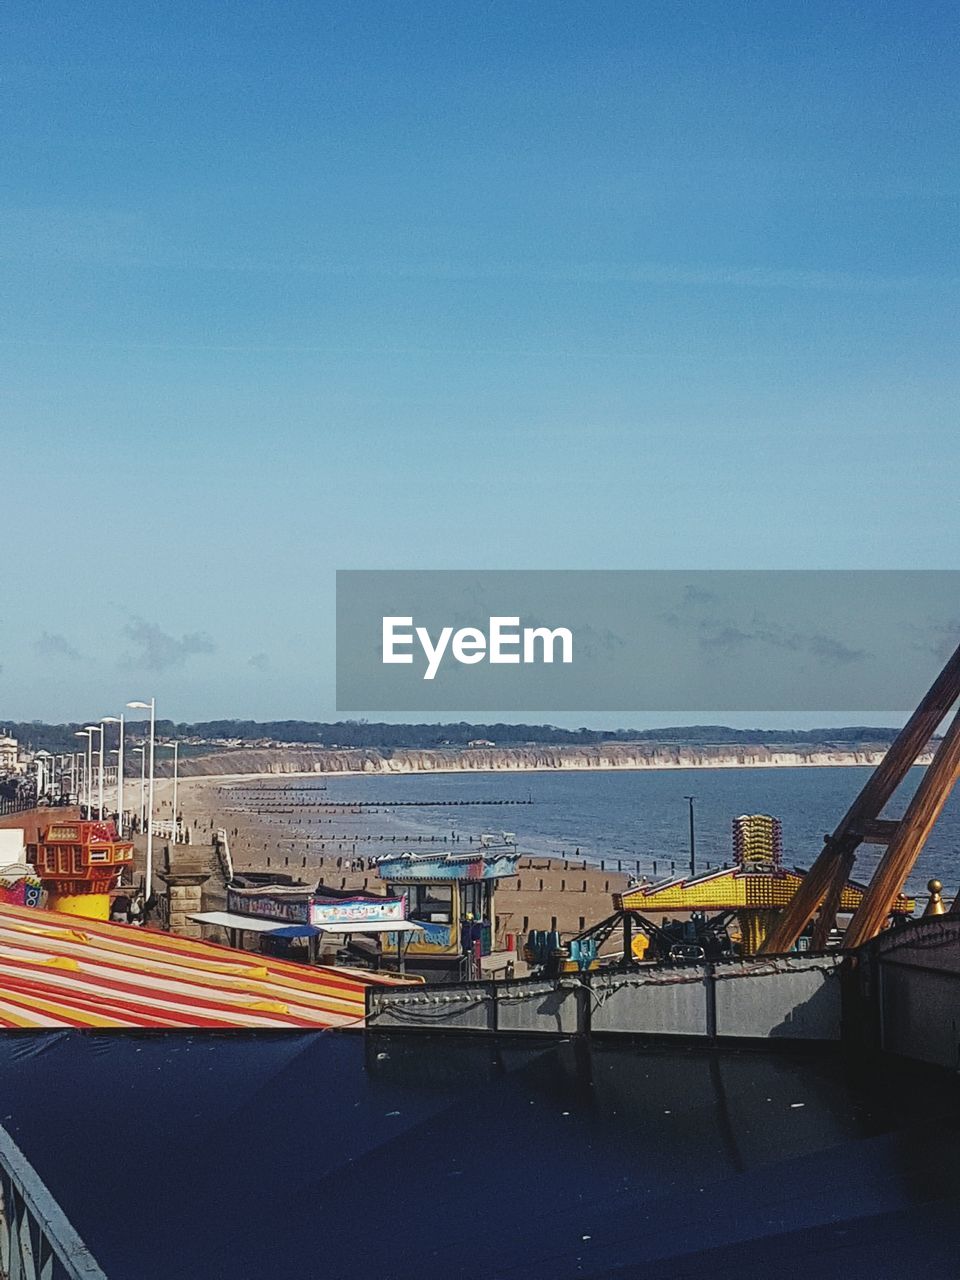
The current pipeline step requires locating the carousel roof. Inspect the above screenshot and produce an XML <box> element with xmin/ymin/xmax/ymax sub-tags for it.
<box><xmin>617</xmin><ymin>865</ymin><xmax>916</xmax><ymax>914</ymax></box>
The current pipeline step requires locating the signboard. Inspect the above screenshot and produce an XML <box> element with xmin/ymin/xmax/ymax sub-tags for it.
<box><xmin>44</xmin><ymin>821</ymin><xmax>116</xmax><ymax>844</ymax></box>
<box><xmin>309</xmin><ymin>896</ymin><xmax>407</xmax><ymax>928</ymax></box>
<box><xmin>387</xmin><ymin>920</ymin><xmax>451</xmax><ymax>951</ymax></box>
<box><xmin>375</xmin><ymin>853</ymin><xmax>520</xmax><ymax>882</ymax></box>
<box><xmin>44</xmin><ymin>825</ymin><xmax>79</xmax><ymax>842</ymax></box>
<box><xmin>226</xmin><ymin>889</ymin><xmax>310</xmax><ymax>924</ymax></box>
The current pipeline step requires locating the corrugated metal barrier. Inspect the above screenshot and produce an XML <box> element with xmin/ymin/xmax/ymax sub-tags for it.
<box><xmin>366</xmin><ymin>954</ymin><xmax>844</xmax><ymax>1042</ymax></box>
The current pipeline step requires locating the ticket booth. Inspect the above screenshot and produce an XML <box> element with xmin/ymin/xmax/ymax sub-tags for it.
<box><xmin>376</xmin><ymin>840</ymin><xmax>520</xmax><ymax>970</ymax></box>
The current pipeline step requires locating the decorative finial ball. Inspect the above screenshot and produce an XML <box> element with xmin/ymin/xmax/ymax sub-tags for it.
<box><xmin>928</xmin><ymin>879</ymin><xmax>943</xmax><ymax>895</ymax></box>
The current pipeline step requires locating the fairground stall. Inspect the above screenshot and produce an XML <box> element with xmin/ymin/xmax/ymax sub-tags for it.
<box><xmin>375</xmin><ymin>836</ymin><xmax>521</xmax><ymax>974</ymax></box>
<box><xmin>190</xmin><ymin>874</ymin><xmax>423</xmax><ymax>969</ymax></box>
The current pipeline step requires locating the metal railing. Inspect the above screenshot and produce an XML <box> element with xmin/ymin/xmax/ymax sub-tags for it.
<box><xmin>0</xmin><ymin>793</ymin><xmax>38</xmax><ymax>818</ymax></box>
<box><xmin>0</xmin><ymin>794</ymin><xmax>77</xmax><ymax>818</ymax></box>
<box><xmin>0</xmin><ymin>1124</ymin><xmax>107</xmax><ymax>1280</ymax></box>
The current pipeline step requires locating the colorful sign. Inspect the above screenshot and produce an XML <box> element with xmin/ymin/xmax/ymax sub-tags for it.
<box><xmin>44</xmin><ymin>821</ymin><xmax>116</xmax><ymax>844</ymax></box>
<box><xmin>44</xmin><ymin>824</ymin><xmax>79</xmax><ymax>842</ymax></box>
<box><xmin>0</xmin><ymin>874</ymin><xmax>45</xmax><ymax>909</ymax></box>
<box><xmin>375</xmin><ymin>852</ymin><xmax>519</xmax><ymax>882</ymax></box>
<box><xmin>309</xmin><ymin>896</ymin><xmax>407</xmax><ymax>928</ymax></box>
<box><xmin>226</xmin><ymin>889</ymin><xmax>311</xmax><ymax>924</ymax></box>
<box><xmin>387</xmin><ymin>919</ymin><xmax>451</xmax><ymax>951</ymax></box>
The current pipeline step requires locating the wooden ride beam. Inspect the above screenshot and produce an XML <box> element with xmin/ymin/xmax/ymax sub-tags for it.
<box><xmin>844</xmin><ymin>703</ymin><xmax>960</xmax><ymax>948</ymax></box>
<box><xmin>809</xmin><ymin>847</ymin><xmax>856</xmax><ymax>952</ymax></box>
<box><xmin>860</xmin><ymin>818</ymin><xmax>901</xmax><ymax>844</ymax></box>
<box><xmin>760</xmin><ymin>639</ymin><xmax>960</xmax><ymax>955</ymax></box>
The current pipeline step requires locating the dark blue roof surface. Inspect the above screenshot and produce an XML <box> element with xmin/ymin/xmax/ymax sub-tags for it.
<box><xmin>0</xmin><ymin>1032</ymin><xmax>957</xmax><ymax>1279</ymax></box>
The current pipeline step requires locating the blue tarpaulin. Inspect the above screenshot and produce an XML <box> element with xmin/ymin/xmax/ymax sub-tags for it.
<box><xmin>2</xmin><ymin>1034</ymin><xmax>959</xmax><ymax>1279</ymax></box>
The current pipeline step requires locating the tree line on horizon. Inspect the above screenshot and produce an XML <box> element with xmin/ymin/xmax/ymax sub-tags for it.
<box><xmin>2</xmin><ymin>718</ymin><xmax>907</xmax><ymax>757</ymax></box>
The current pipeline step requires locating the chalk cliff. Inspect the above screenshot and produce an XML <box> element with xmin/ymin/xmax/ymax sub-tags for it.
<box><xmin>164</xmin><ymin>743</ymin><xmax>923</xmax><ymax>779</ymax></box>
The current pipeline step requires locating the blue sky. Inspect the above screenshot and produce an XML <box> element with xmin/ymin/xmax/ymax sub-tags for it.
<box><xmin>1</xmin><ymin>1</ymin><xmax>958</xmax><ymax>726</ymax></box>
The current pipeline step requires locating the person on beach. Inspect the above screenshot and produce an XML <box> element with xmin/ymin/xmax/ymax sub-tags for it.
<box><xmin>461</xmin><ymin>912</ymin><xmax>475</xmax><ymax>976</ymax></box>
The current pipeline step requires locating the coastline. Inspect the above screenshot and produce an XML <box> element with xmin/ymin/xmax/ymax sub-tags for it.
<box><xmin>159</xmin><ymin>764</ymin><xmax>944</xmax><ymax>941</ymax></box>
<box><xmin>159</xmin><ymin>746</ymin><xmax>931</xmax><ymax>781</ymax></box>
<box><xmin>165</xmin><ymin>775</ymin><xmax>635</xmax><ymax>942</ymax></box>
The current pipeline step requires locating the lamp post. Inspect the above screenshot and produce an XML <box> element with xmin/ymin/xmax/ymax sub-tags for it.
<box><xmin>34</xmin><ymin>751</ymin><xmax>51</xmax><ymax>800</ymax></box>
<box><xmin>133</xmin><ymin>746</ymin><xmax>146</xmax><ymax>831</ymax></box>
<box><xmin>163</xmin><ymin>740</ymin><xmax>179</xmax><ymax>843</ymax></box>
<box><xmin>86</xmin><ymin>724</ymin><xmax>105</xmax><ymax>819</ymax></box>
<box><xmin>100</xmin><ymin>729</ymin><xmax>105</xmax><ymax>818</ymax></box>
<box><xmin>102</xmin><ymin>715</ymin><xmax>124</xmax><ymax>833</ymax></box>
<box><xmin>128</xmin><ymin>699</ymin><xmax>156</xmax><ymax>902</ymax></box>
<box><xmin>74</xmin><ymin>730</ymin><xmax>93</xmax><ymax>814</ymax></box>
<box><xmin>684</xmin><ymin>795</ymin><xmax>697</xmax><ymax>878</ymax></box>
<box><xmin>158</xmin><ymin>741</ymin><xmax>180</xmax><ymax>842</ymax></box>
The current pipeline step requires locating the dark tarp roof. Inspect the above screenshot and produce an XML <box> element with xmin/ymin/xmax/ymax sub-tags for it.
<box><xmin>1</xmin><ymin>1033</ymin><xmax>959</xmax><ymax>1279</ymax></box>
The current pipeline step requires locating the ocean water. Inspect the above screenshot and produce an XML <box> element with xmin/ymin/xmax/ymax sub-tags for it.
<box><xmin>248</xmin><ymin>764</ymin><xmax>960</xmax><ymax>898</ymax></box>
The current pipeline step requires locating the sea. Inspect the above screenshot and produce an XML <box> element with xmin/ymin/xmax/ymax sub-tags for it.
<box><xmin>245</xmin><ymin>764</ymin><xmax>960</xmax><ymax>899</ymax></box>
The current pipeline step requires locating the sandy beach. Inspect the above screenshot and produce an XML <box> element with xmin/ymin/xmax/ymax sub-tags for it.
<box><xmin>144</xmin><ymin>774</ymin><xmax>632</xmax><ymax>944</ymax></box>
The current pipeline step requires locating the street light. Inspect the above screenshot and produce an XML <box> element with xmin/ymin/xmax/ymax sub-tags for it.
<box><xmin>51</xmin><ymin>753</ymin><xmax>63</xmax><ymax>800</ymax></box>
<box><xmin>71</xmin><ymin>750</ymin><xmax>83</xmax><ymax>803</ymax></box>
<box><xmin>133</xmin><ymin>746</ymin><xmax>146</xmax><ymax>830</ymax></box>
<box><xmin>83</xmin><ymin>725</ymin><xmax>105</xmax><ymax>819</ymax></box>
<box><xmin>683</xmin><ymin>795</ymin><xmax>697</xmax><ymax>878</ymax></box>
<box><xmin>127</xmin><ymin>699</ymin><xmax>156</xmax><ymax>902</ymax></box>
<box><xmin>161</xmin><ymin>740</ymin><xmax>179</xmax><ymax>843</ymax></box>
<box><xmin>34</xmin><ymin>751</ymin><xmax>52</xmax><ymax>800</ymax></box>
<box><xmin>74</xmin><ymin>729</ymin><xmax>94</xmax><ymax>813</ymax></box>
<box><xmin>102</xmin><ymin>715</ymin><xmax>125</xmax><ymax>832</ymax></box>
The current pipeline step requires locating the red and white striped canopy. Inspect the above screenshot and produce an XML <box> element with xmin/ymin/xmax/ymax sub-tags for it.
<box><xmin>0</xmin><ymin>901</ymin><xmax>414</xmax><ymax>1029</ymax></box>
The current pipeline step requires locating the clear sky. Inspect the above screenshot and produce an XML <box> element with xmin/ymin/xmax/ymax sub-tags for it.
<box><xmin>1</xmin><ymin>1</ymin><xmax>958</xmax><ymax>726</ymax></box>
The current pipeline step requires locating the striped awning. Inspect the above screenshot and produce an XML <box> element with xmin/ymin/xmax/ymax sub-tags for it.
<box><xmin>0</xmin><ymin>901</ymin><xmax>415</xmax><ymax>1030</ymax></box>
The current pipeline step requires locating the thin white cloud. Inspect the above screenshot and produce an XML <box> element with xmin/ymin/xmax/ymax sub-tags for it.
<box><xmin>34</xmin><ymin>631</ymin><xmax>82</xmax><ymax>661</ymax></box>
<box><xmin>0</xmin><ymin>208</ymin><xmax>951</xmax><ymax>294</ymax></box>
<box><xmin>120</xmin><ymin>618</ymin><xmax>216</xmax><ymax>672</ymax></box>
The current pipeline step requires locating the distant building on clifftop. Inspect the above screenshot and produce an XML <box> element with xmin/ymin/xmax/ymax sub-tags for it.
<box><xmin>0</xmin><ymin>734</ymin><xmax>20</xmax><ymax>774</ymax></box>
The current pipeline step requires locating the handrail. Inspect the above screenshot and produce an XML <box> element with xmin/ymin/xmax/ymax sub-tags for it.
<box><xmin>213</xmin><ymin>828</ymin><xmax>234</xmax><ymax>884</ymax></box>
<box><xmin>0</xmin><ymin>1122</ymin><xmax>107</xmax><ymax>1279</ymax></box>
